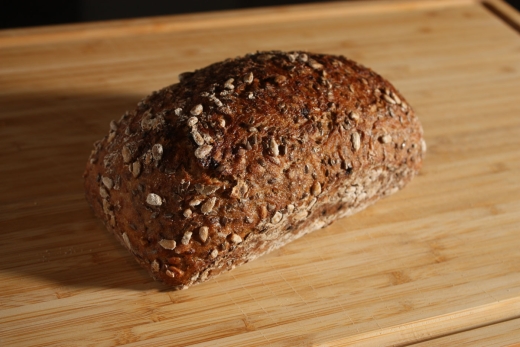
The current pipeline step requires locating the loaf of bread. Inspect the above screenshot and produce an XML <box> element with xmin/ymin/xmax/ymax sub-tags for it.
<box><xmin>84</xmin><ymin>51</ymin><xmax>425</xmax><ymax>289</ymax></box>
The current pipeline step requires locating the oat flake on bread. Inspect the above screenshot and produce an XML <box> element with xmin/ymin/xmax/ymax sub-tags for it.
<box><xmin>84</xmin><ymin>51</ymin><xmax>425</xmax><ymax>289</ymax></box>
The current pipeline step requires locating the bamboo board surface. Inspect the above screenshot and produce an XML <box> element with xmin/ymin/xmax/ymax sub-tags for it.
<box><xmin>1</xmin><ymin>0</ymin><xmax>520</xmax><ymax>346</ymax></box>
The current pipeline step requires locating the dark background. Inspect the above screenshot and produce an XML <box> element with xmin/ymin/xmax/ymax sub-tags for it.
<box><xmin>1</xmin><ymin>0</ymin><xmax>316</xmax><ymax>29</ymax></box>
<box><xmin>1</xmin><ymin>0</ymin><xmax>519</xmax><ymax>30</ymax></box>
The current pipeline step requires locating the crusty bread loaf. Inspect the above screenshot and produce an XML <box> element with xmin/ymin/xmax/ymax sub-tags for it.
<box><xmin>84</xmin><ymin>51</ymin><xmax>425</xmax><ymax>289</ymax></box>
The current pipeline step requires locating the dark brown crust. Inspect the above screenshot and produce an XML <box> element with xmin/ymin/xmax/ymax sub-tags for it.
<box><xmin>84</xmin><ymin>51</ymin><xmax>425</xmax><ymax>289</ymax></box>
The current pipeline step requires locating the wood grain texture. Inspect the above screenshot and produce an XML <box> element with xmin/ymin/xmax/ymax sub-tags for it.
<box><xmin>1</xmin><ymin>0</ymin><xmax>520</xmax><ymax>346</ymax></box>
<box><xmin>414</xmin><ymin>318</ymin><xmax>520</xmax><ymax>346</ymax></box>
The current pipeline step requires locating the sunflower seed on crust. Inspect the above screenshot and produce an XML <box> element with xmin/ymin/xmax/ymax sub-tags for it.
<box><xmin>190</xmin><ymin>104</ymin><xmax>203</xmax><ymax>116</ymax></box>
<box><xmin>230</xmin><ymin>233</ymin><xmax>242</xmax><ymax>244</ymax></box>
<box><xmin>181</xmin><ymin>231</ymin><xmax>192</xmax><ymax>245</ymax></box>
<box><xmin>243</xmin><ymin>72</ymin><xmax>254</xmax><ymax>84</ymax></box>
<box><xmin>146</xmin><ymin>193</ymin><xmax>162</xmax><ymax>206</ymax></box>
<box><xmin>201</xmin><ymin>197</ymin><xmax>217</xmax><ymax>214</ymax></box>
<box><xmin>195</xmin><ymin>145</ymin><xmax>213</xmax><ymax>159</ymax></box>
<box><xmin>159</xmin><ymin>239</ymin><xmax>177</xmax><ymax>250</ymax></box>
<box><xmin>199</xmin><ymin>226</ymin><xmax>209</xmax><ymax>242</ymax></box>
<box><xmin>102</xmin><ymin>176</ymin><xmax>114</xmax><ymax>190</ymax></box>
<box><xmin>352</xmin><ymin>132</ymin><xmax>361</xmax><ymax>152</ymax></box>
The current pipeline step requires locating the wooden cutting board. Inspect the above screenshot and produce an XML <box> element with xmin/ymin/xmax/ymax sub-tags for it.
<box><xmin>1</xmin><ymin>0</ymin><xmax>520</xmax><ymax>345</ymax></box>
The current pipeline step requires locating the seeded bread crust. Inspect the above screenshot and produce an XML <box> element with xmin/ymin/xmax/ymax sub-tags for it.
<box><xmin>84</xmin><ymin>51</ymin><xmax>425</xmax><ymax>289</ymax></box>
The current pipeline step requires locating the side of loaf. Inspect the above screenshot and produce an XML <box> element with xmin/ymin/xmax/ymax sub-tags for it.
<box><xmin>84</xmin><ymin>51</ymin><xmax>425</xmax><ymax>289</ymax></box>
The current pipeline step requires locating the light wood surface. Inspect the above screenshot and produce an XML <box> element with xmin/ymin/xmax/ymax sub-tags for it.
<box><xmin>1</xmin><ymin>0</ymin><xmax>520</xmax><ymax>346</ymax></box>
<box><xmin>414</xmin><ymin>318</ymin><xmax>520</xmax><ymax>346</ymax></box>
